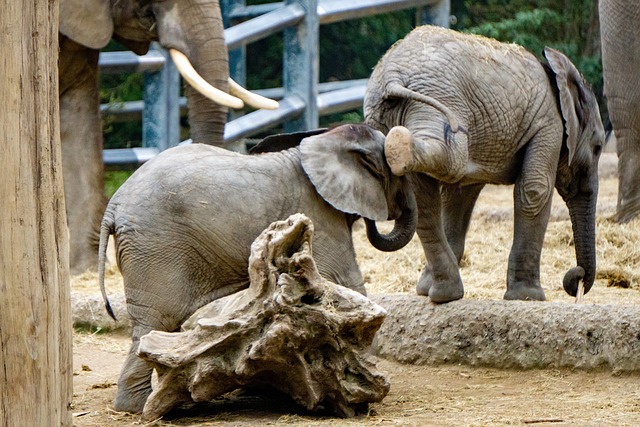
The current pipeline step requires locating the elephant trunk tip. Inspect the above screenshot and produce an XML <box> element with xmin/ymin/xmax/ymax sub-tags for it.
<box><xmin>563</xmin><ymin>266</ymin><xmax>593</xmax><ymax>297</ymax></box>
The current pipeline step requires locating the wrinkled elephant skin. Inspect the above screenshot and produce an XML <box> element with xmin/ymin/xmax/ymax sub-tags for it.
<box><xmin>97</xmin><ymin>124</ymin><xmax>417</xmax><ymax>413</ymax></box>
<box><xmin>600</xmin><ymin>0</ymin><xmax>640</xmax><ymax>223</ymax></box>
<box><xmin>364</xmin><ymin>26</ymin><xmax>604</xmax><ymax>303</ymax></box>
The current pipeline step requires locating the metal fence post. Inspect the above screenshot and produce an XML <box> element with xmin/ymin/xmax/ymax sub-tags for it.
<box><xmin>142</xmin><ymin>43</ymin><xmax>180</xmax><ymax>151</ymax></box>
<box><xmin>417</xmin><ymin>0</ymin><xmax>451</xmax><ymax>28</ymax></box>
<box><xmin>283</xmin><ymin>0</ymin><xmax>319</xmax><ymax>132</ymax></box>
<box><xmin>222</xmin><ymin>0</ymin><xmax>247</xmax><ymax>125</ymax></box>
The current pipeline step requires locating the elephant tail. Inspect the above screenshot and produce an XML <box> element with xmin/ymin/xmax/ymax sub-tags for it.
<box><xmin>386</xmin><ymin>82</ymin><xmax>462</xmax><ymax>134</ymax></box>
<box><xmin>98</xmin><ymin>208</ymin><xmax>117</xmax><ymax>321</ymax></box>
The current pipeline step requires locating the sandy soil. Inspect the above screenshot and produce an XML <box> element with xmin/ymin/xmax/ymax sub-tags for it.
<box><xmin>72</xmin><ymin>331</ymin><xmax>640</xmax><ymax>426</ymax></box>
<box><xmin>71</xmin><ymin>155</ymin><xmax>640</xmax><ymax>426</ymax></box>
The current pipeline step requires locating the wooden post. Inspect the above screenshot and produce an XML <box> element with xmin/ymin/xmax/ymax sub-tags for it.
<box><xmin>0</xmin><ymin>0</ymin><xmax>72</xmax><ymax>425</ymax></box>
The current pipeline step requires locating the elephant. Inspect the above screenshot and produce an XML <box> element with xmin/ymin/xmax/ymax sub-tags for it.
<box><xmin>96</xmin><ymin>123</ymin><xmax>417</xmax><ymax>413</ymax></box>
<box><xmin>364</xmin><ymin>25</ymin><xmax>605</xmax><ymax>303</ymax></box>
<box><xmin>599</xmin><ymin>0</ymin><xmax>640</xmax><ymax>224</ymax></box>
<box><xmin>59</xmin><ymin>0</ymin><xmax>277</xmax><ymax>274</ymax></box>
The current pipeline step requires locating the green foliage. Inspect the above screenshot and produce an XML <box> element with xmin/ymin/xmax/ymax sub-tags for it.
<box><xmin>318</xmin><ymin>11</ymin><xmax>414</xmax><ymax>83</ymax></box>
<box><xmin>104</xmin><ymin>171</ymin><xmax>133</xmax><ymax>198</ymax></box>
<box><xmin>101</xmin><ymin>73</ymin><xmax>144</xmax><ymax>149</ymax></box>
<box><xmin>465</xmin><ymin>9</ymin><xmax>562</xmax><ymax>51</ymax></box>
<box><xmin>459</xmin><ymin>1</ymin><xmax>601</xmax><ymax>93</ymax></box>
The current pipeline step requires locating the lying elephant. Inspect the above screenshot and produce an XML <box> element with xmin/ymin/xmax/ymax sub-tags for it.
<box><xmin>97</xmin><ymin>123</ymin><xmax>417</xmax><ymax>413</ymax></box>
<box><xmin>364</xmin><ymin>25</ymin><xmax>605</xmax><ymax>303</ymax></box>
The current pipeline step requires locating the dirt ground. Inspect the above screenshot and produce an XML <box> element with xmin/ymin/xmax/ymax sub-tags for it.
<box><xmin>71</xmin><ymin>154</ymin><xmax>640</xmax><ymax>426</ymax></box>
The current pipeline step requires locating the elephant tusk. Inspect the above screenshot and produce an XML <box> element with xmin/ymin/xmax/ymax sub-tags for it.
<box><xmin>575</xmin><ymin>280</ymin><xmax>584</xmax><ymax>304</ymax></box>
<box><xmin>229</xmin><ymin>78</ymin><xmax>280</xmax><ymax>110</ymax></box>
<box><xmin>169</xmin><ymin>49</ymin><xmax>244</xmax><ymax>109</ymax></box>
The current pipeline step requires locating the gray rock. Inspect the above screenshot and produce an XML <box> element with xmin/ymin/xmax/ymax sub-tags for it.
<box><xmin>371</xmin><ymin>294</ymin><xmax>640</xmax><ymax>372</ymax></box>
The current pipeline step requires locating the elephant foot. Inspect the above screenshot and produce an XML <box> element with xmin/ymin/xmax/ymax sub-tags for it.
<box><xmin>113</xmin><ymin>380</ymin><xmax>152</xmax><ymax>414</ymax></box>
<box><xmin>503</xmin><ymin>283</ymin><xmax>546</xmax><ymax>301</ymax></box>
<box><xmin>416</xmin><ymin>266</ymin><xmax>432</xmax><ymax>296</ymax></box>
<box><xmin>416</xmin><ymin>267</ymin><xmax>464</xmax><ymax>303</ymax></box>
<box><xmin>428</xmin><ymin>282</ymin><xmax>464</xmax><ymax>303</ymax></box>
<box><xmin>113</xmin><ymin>343</ymin><xmax>154</xmax><ymax>414</ymax></box>
<box><xmin>384</xmin><ymin>126</ymin><xmax>414</xmax><ymax>176</ymax></box>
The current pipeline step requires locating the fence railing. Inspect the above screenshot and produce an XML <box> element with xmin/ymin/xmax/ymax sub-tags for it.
<box><xmin>100</xmin><ymin>0</ymin><xmax>450</xmax><ymax>168</ymax></box>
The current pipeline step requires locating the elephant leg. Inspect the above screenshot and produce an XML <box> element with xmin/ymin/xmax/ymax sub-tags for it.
<box><xmin>616</xmin><ymin>131</ymin><xmax>640</xmax><ymax>223</ymax></box>
<box><xmin>441</xmin><ymin>183</ymin><xmax>485</xmax><ymax>263</ymax></box>
<box><xmin>59</xmin><ymin>38</ymin><xmax>106</xmax><ymax>274</ymax></box>
<box><xmin>113</xmin><ymin>325</ymin><xmax>154</xmax><ymax>414</ymax></box>
<box><xmin>600</xmin><ymin>0</ymin><xmax>640</xmax><ymax>223</ymax></box>
<box><xmin>505</xmin><ymin>149</ymin><xmax>555</xmax><ymax>301</ymax></box>
<box><xmin>412</xmin><ymin>174</ymin><xmax>464</xmax><ymax>303</ymax></box>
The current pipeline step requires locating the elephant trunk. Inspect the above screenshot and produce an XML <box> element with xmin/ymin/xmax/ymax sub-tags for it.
<box><xmin>364</xmin><ymin>187</ymin><xmax>417</xmax><ymax>252</ymax></box>
<box><xmin>182</xmin><ymin>46</ymin><xmax>229</xmax><ymax>145</ymax></box>
<box><xmin>563</xmin><ymin>185</ymin><xmax>597</xmax><ymax>297</ymax></box>
<box><xmin>153</xmin><ymin>0</ymin><xmax>230</xmax><ymax>145</ymax></box>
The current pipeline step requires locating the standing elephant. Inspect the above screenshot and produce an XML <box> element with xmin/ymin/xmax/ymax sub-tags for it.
<box><xmin>364</xmin><ymin>25</ymin><xmax>604</xmax><ymax>303</ymax></box>
<box><xmin>600</xmin><ymin>0</ymin><xmax>640</xmax><ymax>223</ymax></box>
<box><xmin>97</xmin><ymin>124</ymin><xmax>417</xmax><ymax>412</ymax></box>
<box><xmin>59</xmin><ymin>0</ymin><xmax>276</xmax><ymax>274</ymax></box>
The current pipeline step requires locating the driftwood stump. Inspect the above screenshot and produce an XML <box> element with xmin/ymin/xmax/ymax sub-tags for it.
<box><xmin>137</xmin><ymin>214</ymin><xmax>389</xmax><ymax>420</ymax></box>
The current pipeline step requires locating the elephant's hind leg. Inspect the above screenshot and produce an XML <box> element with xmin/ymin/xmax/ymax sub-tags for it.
<box><xmin>113</xmin><ymin>325</ymin><xmax>155</xmax><ymax>413</ymax></box>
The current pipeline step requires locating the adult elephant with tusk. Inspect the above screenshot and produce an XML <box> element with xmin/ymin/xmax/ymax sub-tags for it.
<box><xmin>364</xmin><ymin>25</ymin><xmax>605</xmax><ymax>303</ymax></box>
<box><xmin>59</xmin><ymin>0</ymin><xmax>278</xmax><ymax>275</ymax></box>
<box><xmin>97</xmin><ymin>124</ymin><xmax>418</xmax><ymax>413</ymax></box>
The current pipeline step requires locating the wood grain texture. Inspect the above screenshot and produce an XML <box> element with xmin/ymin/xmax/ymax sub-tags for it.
<box><xmin>0</xmin><ymin>0</ymin><xmax>72</xmax><ymax>424</ymax></box>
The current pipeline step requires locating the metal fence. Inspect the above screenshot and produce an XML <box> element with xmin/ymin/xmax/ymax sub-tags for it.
<box><xmin>100</xmin><ymin>0</ymin><xmax>450</xmax><ymax>168</ymax></box>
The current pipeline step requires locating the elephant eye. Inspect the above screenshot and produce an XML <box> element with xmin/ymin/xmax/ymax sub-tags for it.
<box><xmin>384</xmin><ymin>97</ymin><xmax>401</xmax><ymax>109</ymax></box>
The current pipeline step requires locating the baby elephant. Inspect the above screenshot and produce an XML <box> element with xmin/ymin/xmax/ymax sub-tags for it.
<box><xmin>364</xmin><ymin>25</ymin><xmax>605</xmax><ymax>303</ymax></box>
<box><xmin>98</xmin><ymin>124</ymin><xmax>417</xmax><ymax>413</ymax></box>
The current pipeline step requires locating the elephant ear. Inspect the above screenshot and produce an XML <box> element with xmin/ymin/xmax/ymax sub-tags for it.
<box><xmin>544</xmin><ymin>47</ymin><xmax>589</xmax><ymax>166</ymax></box>
<box><xmin>250</xmin><ymin>129</ymin><xmax>328</xmax><ymax>154</ymax></box>
<box><xmin>300</xmin><ymin>125</ymin><xmax>389</xmax><ymax>221</ymax></box>
<box><xmin>59</xmin><ymin>0</ymin><xmax>113</xmax><ymax>50</ymax></box>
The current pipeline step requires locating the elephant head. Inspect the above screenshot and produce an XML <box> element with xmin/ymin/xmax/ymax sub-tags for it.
<box><xmin>59</xmin><ymin>0</ymin><xmax>277</xmax><ymax>144</ymax></box>
<box><xmin>299</xmin><ymin>125</ymin><xmax>418</xmax><ymax>252</ymax></box>
<box><xmin>544</xmin><ymin>47</ymin><xmax>605</xmax><ymax>297</ymax></box>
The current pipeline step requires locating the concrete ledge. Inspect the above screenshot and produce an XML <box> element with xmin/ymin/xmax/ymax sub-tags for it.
<box><xmin>370</xmin><ymin>294</ymin><xmax>640</xmax><ymax>372</ymax></box>
<box><xmin>71</xmin><ymin>292</ymin><xmax>130</xmax><ymax>332</ymax></box>
<box><xmin>72</xmin><ymin>291</ymin><xmax>640</xmax><ymax>372</ymax></box>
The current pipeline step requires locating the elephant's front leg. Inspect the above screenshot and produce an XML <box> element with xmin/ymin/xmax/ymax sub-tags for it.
<box><xmin>412</xmin><ymin>174</ymin><xmax>464</xmax><ymax>303</ymax></box>
<box><xmin>506</xmin><ymin>158</ymin><xmax>555</xmax><ymax>301</ymax></box>
<box><xmin>59</xmin><ymin>38</ymin><xmax>106</xmax><ymax>274</ymax></box>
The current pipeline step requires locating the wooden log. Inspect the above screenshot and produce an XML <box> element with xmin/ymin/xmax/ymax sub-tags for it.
<box><xmin>0</xmin><ymin>0</ymin><xmax>72</xmax><ymax>424</ymax></box>
<box><xmin>137</xmin><ymin>214</ymin><xmax>389</xmax><ymax>420</ymax></box>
